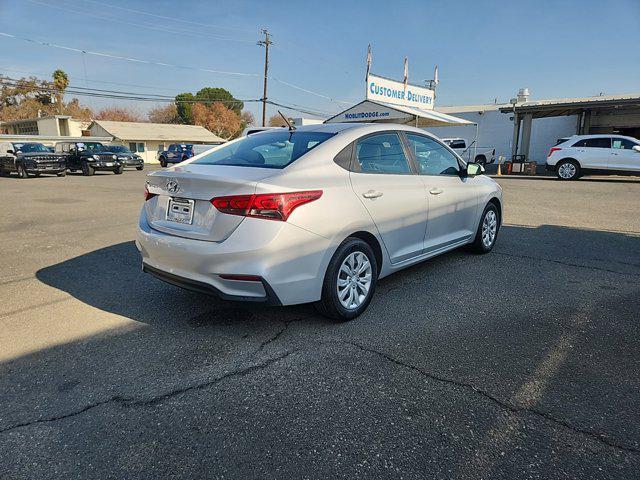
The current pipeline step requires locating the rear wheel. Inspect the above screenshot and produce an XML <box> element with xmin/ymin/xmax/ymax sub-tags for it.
<box><xmin>315</xmin><ymin>237</ymin><xmax>378</xmax><ymax>321</ymax></box>
<box><xmin>475</xmin><ymin>155</ymin><xmax>487</xmax><ymax>165</ymax></box>
<box><xmin>82</xmin><ymin>163</ymin><xmax>95</xmax><ymax>176</ymax></box>
<box><xmin>556</xmin><ymin>159</ymin><xmax>580</xmax><ymax>180</ymax></box>
<box><xmin>471</xmin><ymin>203</ymin><xmax>500</xmax><ymax>253</ymax></box>
<box><xmin>17</xmin><ymin>163</ymin><xmax>28</xmax><ymax>179</ymax></box>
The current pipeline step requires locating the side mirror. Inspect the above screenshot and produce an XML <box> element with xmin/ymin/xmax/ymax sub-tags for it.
<box><xmin>632</xmin><ymin>145</ymin><xmax>640</xmax><ymax>153</ymax></box>
<box><xmin>466</xmin><ymin>162</ymin><xmax>484</xmax><ymax>177</ymax></box>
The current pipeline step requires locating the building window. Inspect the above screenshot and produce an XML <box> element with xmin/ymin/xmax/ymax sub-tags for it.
<box><xmin>129</xmin><ymin>142</ymin><xmax>146</xmax><ymax>153</ymax></box>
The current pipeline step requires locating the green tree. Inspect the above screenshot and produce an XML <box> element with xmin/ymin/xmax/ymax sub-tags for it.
<box><xmin>52</xmin><ymin>69</ymin><xmax>69</xmax><ymax>111</ymax></box>
<box><xmin>194</xmin><ymin>87</ymin><xmax>243</xmax><ymax>115</ymax></box>
<box><xmin>175</xmin><ymin>92</ymin><xmax>195</xmax><ymax>124</ymax></box>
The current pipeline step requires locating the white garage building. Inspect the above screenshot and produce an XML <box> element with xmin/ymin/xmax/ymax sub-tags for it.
<box><xmin>88</xmin><ymin>120</ymin><xmax>225</xmax><ymax>164</ymax></box>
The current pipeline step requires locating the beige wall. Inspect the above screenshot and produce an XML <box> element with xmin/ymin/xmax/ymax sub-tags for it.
<box><xmin>35</xmin><ymin>118</ymin><xmax>60</xmax><ymax>136</ymax></box>
<box><xmin>109</xmin><ymin>140</ymin><xmax>162</xmax><ymax>164</ymax></box>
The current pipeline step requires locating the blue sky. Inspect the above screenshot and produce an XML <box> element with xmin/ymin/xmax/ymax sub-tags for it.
<box><xmin>1</xmin><ymin>0</ymin><xmax>639</xmax><ymax>121</ymax></box>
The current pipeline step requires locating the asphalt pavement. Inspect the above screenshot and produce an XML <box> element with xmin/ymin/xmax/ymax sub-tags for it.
<box><xmin>1</xmin><ymin>169</ymin><xmax>639</xmax><ymax>479</ymax></box>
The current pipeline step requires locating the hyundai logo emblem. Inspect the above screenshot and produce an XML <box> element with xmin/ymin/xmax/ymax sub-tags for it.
<box><xmin>165</xmin><ymin>180</ymin><xmax>180</xmax><ymax>194</ymax></box>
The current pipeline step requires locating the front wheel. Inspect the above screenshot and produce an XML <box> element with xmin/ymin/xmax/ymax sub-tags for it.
<box><xmin>17</xmin><ymin>164</ymin><xmax>29</xmax><ymax>179</ymax></box>
<box><xmin>470</xmin><ymin>203</ymin><xmax>500</xmax><ymax>254</ymax></box>
<box><xmin>82</xmin><ymin>163</ymin><xmax>95</xmax><ymax>176</ymax></box>
<box><xmin>315</xmin><ymin>237</ymin><xmax>378</xmax><ymax>321</ymax></box>
<box><xmin>57</xmin><ymin>170</ymin><xmax>66</xmax><ymax>177</ymax></box>
<box><xmin>114</xmin><ymin>166</ymin><xmax>124</xmax><ymax>174</ymax></box>
<box><xmin>475</xmin><ymin>155</ymin><xmax>487</xmax><ymax>166</ymax></box>
<box><xmin>556</xmin><ymin>160</ymin><xmax>580</xmax><ymax>180</ymax></box>
<box><xmin>136</xmin><ymin>166</ymin><xmax>143</xmax><ymax>171</ymax></box>
<box><xmin>159</xmin><ymin>158</ymin><xmax>167</xmax><ymax>168</ymax></box>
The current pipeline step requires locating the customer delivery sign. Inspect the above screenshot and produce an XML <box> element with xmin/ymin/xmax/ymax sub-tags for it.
<box><xmin>366</xmin><ymin>73</ymin><xmax>435</xmax><ymax>110</ymax></box>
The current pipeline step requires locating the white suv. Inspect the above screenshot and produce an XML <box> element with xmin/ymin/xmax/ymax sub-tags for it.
<box><xmin>546</xmin><ymin>134</ymin><xmax>640</xmax><ymax>180</ymax></box>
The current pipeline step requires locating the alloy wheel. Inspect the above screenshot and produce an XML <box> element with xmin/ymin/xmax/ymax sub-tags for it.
<box><xmin>482</xmin><ymin>210</ymin><xmax>498</xmax><ymax>248</ymax></box>
<box><xmin>337</xmin><ymin>251</ymin><xmax>373</xmax><ymax>310</ymax></box>
<box><xmin>558</xmin><ymin>162</ymin><xmax>576</xmax><ymax>179</ymax></box>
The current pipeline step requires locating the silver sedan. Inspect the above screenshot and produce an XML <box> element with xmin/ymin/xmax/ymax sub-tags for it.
<box><xmin>137</xmin><ymin>123</ymin><xmax>503</xmax><ymax>320</ymax></box>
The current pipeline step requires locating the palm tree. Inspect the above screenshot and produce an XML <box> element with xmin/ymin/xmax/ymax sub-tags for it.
<box><xmin>52</xmin><ymin>70</ymin><xmax>69</xmax><ymax>113</ymax></box>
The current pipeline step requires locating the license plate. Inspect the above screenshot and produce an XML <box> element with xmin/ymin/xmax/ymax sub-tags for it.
<box><xmin>105</xmin><ymin>162</ymin><xmax>114</xmax><ymax>167</ymax></box>
<box><xmin>166</xmin><ymin>198</ymin><xmax>194</xmax><ymax>224</ymax></box>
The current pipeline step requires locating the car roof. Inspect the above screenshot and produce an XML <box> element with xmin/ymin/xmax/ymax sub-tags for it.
<box><xmin>567</xmin><ymin>134</ymin><xmax>638</xmax><ymax>141</ymax></box>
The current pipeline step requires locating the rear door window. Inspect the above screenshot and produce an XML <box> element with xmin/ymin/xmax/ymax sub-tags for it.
<box><xmin>355</xmin><ymin>133</ymin><xmax>412</xmax><ymax>174</ymax></box>
<box><xmin>573</xmin><ymin>138</ymin><xmax>611</xmax><ymax>148</ymax></box>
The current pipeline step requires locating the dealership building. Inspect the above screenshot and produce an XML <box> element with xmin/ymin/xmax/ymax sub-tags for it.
<box><xmin>430</xmin><ymin>89</ymin><xmax>640</xmax><ymax>164</ymax></box>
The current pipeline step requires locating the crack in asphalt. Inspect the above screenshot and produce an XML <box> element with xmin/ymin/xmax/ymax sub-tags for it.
<box><xmin>0</xmin><ymin>349</ymin><xmax>297</xmax><ymax>435</ymax></box>
<box><xmin>341</xmin><ymin>340</ymin><xmax>640</xmax><ymax>455</ymax></box>
<box><xmin>494</xmin><ymin>251</ymin><xmax>640</xmax><ymax>277</ymax></box>
<box><xmin>253</xmin><ymin>317</ymin><xmax>306</xmax><ymax>355</ymax></box>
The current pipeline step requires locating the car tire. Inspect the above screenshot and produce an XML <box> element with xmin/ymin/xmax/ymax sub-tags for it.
<box><xmin>82</xmin><ymin>163</ymin><xmax>95</xmax><ymax>176</ymax></box>
<box><xmin>17</xmin><ymin>164</ymin><xmax>29</xmax><ymax>179</ymax></box>
<box><xmin>159</xmin><ymin>158</ymin><xmax>167</xmax><ymax>168</ymax></box>
<box><xmin>114</xmin><ymin>166</ymin><xmax>124</xmax><ymax>174</ymax></box>
<box><xmin>470</xmin><ymin>203</ymin><xmax>500</xmax><ymax>254</ymax></box>
<box><xmin>556</xmin><ymin>159</ymin><xmax>580</xmax><ymax>180</ymax></box>
<box><xmin>315</xmin><ymin>237</ymin><xmax>378</xmax><ymax>321</ymax></box>
<box><xmin>136</xmin><ymin>166</ymin><xmax>143</xmax><ymax>171</ymax></box>
<box><xmin>475</xmin><ymin>155</ymin><xmax>487</xmax><ymax>165</ymax></box>
<box><xmin>57</xmin><ymin>170</ymin><xmax>66</xmax><ymax>177</ymax></box>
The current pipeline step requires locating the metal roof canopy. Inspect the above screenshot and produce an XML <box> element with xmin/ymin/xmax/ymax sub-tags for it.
<box><xmin>499</xmin><ymin>93</ymin><xmax>640</xmax><ymax>161</ymax></box>
<box><xmin>325</xmin><ymin>100</ymin><xmax>474</xmax><ymax>127</ymax></box>
<box><xmin>499</xmin><ymin>94</ymin><xmax>640</xmax><ymax>119</ymax></box>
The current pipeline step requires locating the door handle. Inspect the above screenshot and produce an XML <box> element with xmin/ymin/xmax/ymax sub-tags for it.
<box><xmin>362</xmin><ymin>190</ymin><xmax>383</xmax><ymax>199</ymax></box>
<box><xmin>429</xmin><ymin>188</ymin><xmax>444</xmax><ymax>195</ymax></box>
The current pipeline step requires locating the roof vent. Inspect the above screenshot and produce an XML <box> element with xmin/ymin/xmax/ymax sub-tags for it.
<box><xmin>517</xmin><ymin>88</ymin><xmax>530</xmax><ymax>103</ymax></box>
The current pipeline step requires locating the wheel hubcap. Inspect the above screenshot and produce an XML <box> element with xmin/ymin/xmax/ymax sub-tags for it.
<box><xmin>558</xmin><ymin>163</ymin><xmax>576</xmax><ymax>179</ymax></box>
<box><xmin>337</xmin><ymin>251</ymin><xmax>372</xmax><ymax>310</ymax></box>
<box><xmin>482</xmin><ymin>210</ymin><xmax>498</xmax><ymax>248</ymax></box>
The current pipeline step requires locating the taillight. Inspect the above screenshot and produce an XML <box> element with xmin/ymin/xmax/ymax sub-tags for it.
<box><xmin>211</xmin><ymin>190</ymin><xmax>322</xmax><ymax>221</ymax></box>
<box><xmin>548</xmin><ymin>147</ymin><xmax>562</xmax><ymax>157</ymax></box>
<box><xmin>144</xmin><ymin>185</ymin><xmax>157</xmax><ymax>201</ymax></box>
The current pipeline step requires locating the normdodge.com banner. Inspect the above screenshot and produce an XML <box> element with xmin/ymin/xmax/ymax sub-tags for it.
<box><xmin>366</xmin><ymin>73</ymin><xmax>435</xmax><ymax>110</ymax></box>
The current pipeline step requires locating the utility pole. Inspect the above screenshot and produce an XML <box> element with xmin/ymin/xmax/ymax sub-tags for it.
<box><xmin>257</xmin><ymin>29</ymin><xmax>272</xmax><ymax>127</ymax></box>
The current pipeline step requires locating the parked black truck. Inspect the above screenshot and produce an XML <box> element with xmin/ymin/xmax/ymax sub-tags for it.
<box><xmin>54</xmin><ymin>141</ymin><xmax>124</xmax><ymax>176</ymax></box>
<box><xmin>0</xmin><ymin>141</ymin><xmax>66</xmax><ymax>178</ymax></box>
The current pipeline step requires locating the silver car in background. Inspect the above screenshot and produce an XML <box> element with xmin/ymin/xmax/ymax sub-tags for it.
<box><xmin>137</xmin><ymin>123</ymin><xmax>503</xmax><ymax>320</ymax></box>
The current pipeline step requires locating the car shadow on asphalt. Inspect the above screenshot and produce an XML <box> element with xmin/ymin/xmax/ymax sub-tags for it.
<box><xmin>35</xmin><ymin>240</ymin><xmax>319</xmax><ymax>330</ymax></box>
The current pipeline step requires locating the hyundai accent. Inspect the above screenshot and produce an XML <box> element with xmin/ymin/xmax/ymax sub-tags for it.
<box><xmin>137</xmin><ymin>123</ymin><xmax>502</xmax><ymax>320</ymax></box>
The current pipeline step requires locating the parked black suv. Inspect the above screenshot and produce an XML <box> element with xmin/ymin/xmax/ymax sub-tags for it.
<box><xmin>54</xmin><ymin>141</ymin><xmax>123</xmax><ymax>176</ymax></box>
<box><xmin>0</xmin><ymin>141</ymin><xmax>66</xmax><ymax>178</ymax></box>
<box><xmin>107</xmin><ymin>145</ymin><xmax>144</xmax><ymax>170</ymax></box>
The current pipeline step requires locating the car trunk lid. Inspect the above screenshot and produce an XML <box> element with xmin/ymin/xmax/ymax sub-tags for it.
<box><xmin>144</xmin><ymin>164</ymin><xmax>273</xmax><ymax>242</ymax></box>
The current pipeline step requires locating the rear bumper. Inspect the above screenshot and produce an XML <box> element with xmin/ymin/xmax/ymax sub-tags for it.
<box><xmin>545</xmin><ymin>163</ymin><xmax>557</xmax><ymax>172</ymax></box>
<box><xmin>137</xmin><ymin>210</ymin><xmax>334</xmax><ymax>306</ymax></box>
<box><xmin>142</xmin><ymin>263</ymin><xmax>282</xmax><ymax>305</ymax></box>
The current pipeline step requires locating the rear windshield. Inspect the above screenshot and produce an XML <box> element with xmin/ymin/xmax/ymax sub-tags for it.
<box><xmin>192</xmin><ymin>131</ymin><xmax>335</xmax><ymax>169</ymax></box>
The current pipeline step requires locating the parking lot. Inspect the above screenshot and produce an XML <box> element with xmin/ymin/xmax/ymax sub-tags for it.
<box><xmin>1</xmin><ymin>170</ymin><xmax>639</xmax><ymax>479</ymax></box>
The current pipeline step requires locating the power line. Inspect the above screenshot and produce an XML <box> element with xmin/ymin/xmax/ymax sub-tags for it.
<box><xmin>79</xmin><ymin>0</ymin><xmax>256</xmax><ymax>34</ymax></box>
<box><xmin>0</xmin><ymin>31</ymin><xmax>353</xmax><ymax>105</ymax></box>
<box><xmin>25</xmin><ymin>0</ymin><xmax>256</xmax><ymax>44</ymax></box>
<box><xmin>0</xmin><ymin>32</ymin><xmax>260</xmax><ymax>77</ymax></box>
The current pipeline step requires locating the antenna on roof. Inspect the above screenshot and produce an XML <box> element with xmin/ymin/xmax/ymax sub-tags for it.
<box><xmin>278</xmin><ymin>110</ymin><xmax>295</xmax><ymax>132</ymax></box>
